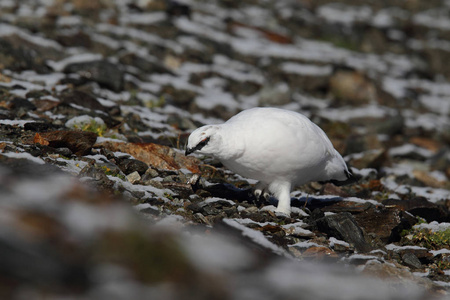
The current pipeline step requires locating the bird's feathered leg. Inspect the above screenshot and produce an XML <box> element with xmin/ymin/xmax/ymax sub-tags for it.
<box><xmin>269</xmin><ymin>181</ymin><xmax>292</xmax><ymax>216</ymax></box>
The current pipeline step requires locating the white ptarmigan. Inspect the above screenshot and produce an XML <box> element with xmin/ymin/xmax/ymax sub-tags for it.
<box><xmin>185</xmin><ymin>107</ymin><xmax>353</xmax><ymax>216</ymax></box>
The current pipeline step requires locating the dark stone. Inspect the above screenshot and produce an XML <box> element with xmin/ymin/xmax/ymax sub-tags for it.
<box><xmin>203</xmin><ymin>183</ymin><xmax>254</xmax><ymax>202</ymax></box>
<box><xmin>207</xmin><ymin>212</ymin><xmax>228</xmax><ymax>225</ymax></box>
<box><xmin>166</xmin><ymin>1</ymin><xmax>191</xmax><ymax>19</ymax></box>
<box><xmin>167</xmin><ymin>114</ymin><xmax>197</xmax><ymax>131</ymax></box>
<box><xmin>55</xmin><ymin>147</ymin><xmax>73</xmax><ymax>157</ymax></box>
<box><xmin>202</xmin><ymin>205</ymin><xmax>221</xmax><ymax>216</ymax></box>
<box><xmin>78</xmin><ymin>164</ymin><xmax>115</xmax><ymax>192</ymax></box>
<box><xmin>316</xmin><ymin>212</ymin><xmax>372</xmax><ymax>253</ymax></box>
<box><xmin>60</xmin><ymin>90</ymin><xmax>120</xmax><ymax>116</ymax></box>
<box><xmin>347</xmin><ymin>148</ymin><xmax>387</xmax><ymax>170</ymax></box>
<box><xmin>63</xmin><ymin>60</ymin><xmax>124</xmax><ymax>92</ymax></box>
<box><xmin>34</xmin><ymin>130</ymin><xmax>98</xmax><ymax>156</ymax></box>
<box><xmin>55</xmin><ymin>31</ymin><xmax>92</xmax><ymax>48</ymax></box>
<box><xmin>0</xmin><ymin>39</ymin><xmax>50</xmax><ymax>72</ymax></box>
<box><xmin>0</xmin><ymin>155</ymin><xmax>63</xmax><ymax>178</ymax></box>
<box><xmin>375</xmin><ymin>114</ymin><xmax>404</xmax><ymax>136</ymax></box>
<box><xmin>402</xmin><ymin>252</ymin><xmax>422</xmax><ymax>269</ymax></box>
<box><xmin>25</xmin><ymin>89</ymin><xmax>51</xmax><ymax>99</ymax></box>
<box><xmin>24</xmin><ymin>122</ymin><xmax>62</xmax><ymax>132</ymax></box>
<box><xmin>161</xmin><ymin>181</ymin><xmax>194</xmax><ymax>198</ymax></box>
<box><xmin>429</xmin><ymin>147</ymin><xmax>450</xmax><ymax>173</ymax></box>
<box><xmin>310</xmin><ymin>208</ymin><xmax>325</xmax><ymax>221</ymax></box>
<box><xmin>116</xmin><ymin>158</ymin><xmax>148</xmax><ymax>175</ymax></box>
<box><xmin>382</xmin><ymin>197</ymin><xmax>449</xmax><ymax>222</ymax></box>
<box><xmin>223</xmin><ymin>206</ymin><xmax>238</xmax><ymax>217</ymax></box>
<box><xmin>140</xmin><ymin>206</ymin><xmax>160</xmax><ymax>216</ymax></box>
<box><xmin>0</xmin><ymin>108</ymin><xmax>13</xmax><ymax>120</ymax></box>
<box><xmin>353</xmin><ymin>206</ymin><xmax>417</xmax><ymax>243</ymax></box>
<box><xmin>187</xmin><ymin>203</ymin><xmax>203</xmax><ymax>214</ymax></box>
<box><xmin>161</xmin><ymin>85</ymin><xmax>197</xmax><ymax>106</ymax></box>
<box><xmin>9</xmin><ymin>97</ymin><xmax>36</xmax><ymax>113</ymax></box>
<box><xmin>100</xmin><ymin>148</ymin><xmax>117</xmax><ymax>160</ymax></box>
<box><xmin>118</xmin><ymin>53</ymin><xmax>174</xmax><ymax>74</ymax></box>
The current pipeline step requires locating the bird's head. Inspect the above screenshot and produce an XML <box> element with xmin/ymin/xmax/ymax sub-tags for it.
<box><xmin>185</xmin><ymin>125</ymin><xmax>220</xmax><ymax>156</ymax></box>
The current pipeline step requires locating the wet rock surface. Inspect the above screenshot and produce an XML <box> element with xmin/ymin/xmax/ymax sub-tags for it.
<box><xmin>0</xmin><ymin>0</ymin><xmax>450</xmax><ymax>299</ymax></box>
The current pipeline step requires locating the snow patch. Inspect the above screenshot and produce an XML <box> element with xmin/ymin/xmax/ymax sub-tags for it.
<box><xmin>223</xmin><ymin>218</ymin><xmax>287</xmax><ymax>256</ymax></box>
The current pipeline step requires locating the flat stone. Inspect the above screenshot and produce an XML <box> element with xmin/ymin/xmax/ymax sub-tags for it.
<box><xmin>117</xmin><ymin>158</ymin><xmax>148</xmax><ymax>175</ymax></box>
<box><xmin>353</xmin><ymin>206</ymin><xmax>417</xmax><ymax>243</ymax></box>
<box><xmin>96</xmin><ymin>140</ymin><xmax>201</xmax><ymax>173</ymax></box>
<box><xmin>126</xmin><ymin>171</ymin><xmax>141</xmax><ymax>184</ymax></box>
<box><xmin>63</xmin><ymin>60</ymin><xmax>124</xmax><ymax>92</ymax></box>
<box><xmin>33</xmin><ymin>130</ymin><xmax>97</xmax><ymax>156</ymax></box>
<box><xmin>402</xmin><ymin>252</ymin><xmax>422</xmax><ymax>269</ymax></box>
<box><xmin>382</xmin><ymin>197</ymin><xmax>449</xmax><ymax>223</ymax></box>
<box><xmin>60</xmin><ymin>90</ymin><xmax>120</xmax><ymax>116</ymax></box>
<box><xmin>348</xmin><ymin>148</ymin><xmax>387</xmax><ymax>170</ymax></box>
<box><xmin>316</xmin><ymin>212</ymin><xmax>372</xmax><ymax>253</ymax></box>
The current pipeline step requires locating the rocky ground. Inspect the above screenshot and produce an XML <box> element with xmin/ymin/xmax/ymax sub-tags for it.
<box><xmin>1</xmin><ymin>0</ymin><xmax>450</xmax><ymax>299</ymax></box>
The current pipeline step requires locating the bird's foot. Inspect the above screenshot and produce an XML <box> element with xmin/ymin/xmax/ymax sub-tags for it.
<box><xmin>253</xmin><ymin>182</ymin><xmax>270</xmax><ymax>205</ymax></box>
<box><xmin>253</xmin><ymin>189</ymin><xmax>271</xmax><ymax>208</ymax></box>
<box><xmin>254</xmin><ymin>188</ymin><xmax>270</xmax><ymax>201</ymax></box>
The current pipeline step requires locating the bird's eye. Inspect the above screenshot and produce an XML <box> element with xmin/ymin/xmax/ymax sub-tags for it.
<box><xmin>193</xmin><ymin>136</ymin><xmax>210</xmax><ymax>151</ymax></box>
<box><xmin>199</xmin><ymin>137</ymin><xmax>210</xmax><ymax>146</ymax></box>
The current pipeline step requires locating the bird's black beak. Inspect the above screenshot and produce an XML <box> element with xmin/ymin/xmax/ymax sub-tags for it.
<box><xmin>185</xmin><ymin>137</ymin><xmax>210</xmax><ymax>156</ymax></box>
<box><xmin>185</xmin><ymin>148</ymin><xmax>194</xmax><ymax>156</ymax></box>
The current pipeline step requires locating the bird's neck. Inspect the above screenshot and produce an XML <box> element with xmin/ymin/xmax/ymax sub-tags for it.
<box><xmin>214</xmin><ymin>128</ymin><xmax>244</xmax><ymax>161</ymax></box>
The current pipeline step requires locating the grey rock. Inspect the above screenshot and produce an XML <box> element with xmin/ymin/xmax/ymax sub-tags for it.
<box><xmin>126</xmin><ymin>171</ymin><xmax>141</xmax><ymax>184</ymax></box>
<box><xmin>60</xmin><ymin>90</ymin><xmax>120</xmax><ymax>116</ymax></box>
<box><xmin>402</xmin><ymin>252</ymin><xmax>422</xmax><ymax>269</ymax></box>
<box><xmin>193</xmin><ymin>213</ymin><xmax>211</xmax><ymax>225</ymax></box>
<box><xmin>63</xmin><ymin>60</ymin><xmax>124</xmax><ymax>92</ymax></box>
<box><xmin>143</xmin><ymin>179</ymin><xmax>165</xmax><ymax>189</ymax></box>
<box><xmin>316</xmin><ymin>212</ymin><xmax>372</xmax><ymax>253</ymax></box>
<box><xmin>117</xmin><ymin>158</ymin><xmax>148</xmax><ymax>175</ymax></box>
<box><xmin>143</xmin><ymin>167</ymin><xmax>160</xmax><ymax>179</ymax></box>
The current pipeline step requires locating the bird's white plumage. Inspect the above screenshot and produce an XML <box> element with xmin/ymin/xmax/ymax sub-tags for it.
<box><xmin>186</xmin><ymin>107</ymin><xmax>350</xmax><ymax>215</ymax></box>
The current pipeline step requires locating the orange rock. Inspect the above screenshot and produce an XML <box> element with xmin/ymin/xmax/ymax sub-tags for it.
<box><xmin>0</xmin><ymin>142</ymin><xmax>7</xmax><ymax>151</ymax></box>
<box><xmin>31</xmin><ymin>99</ymin><xmax>60</xmax><ymax>112</ymax></box>
<box><xmin>302</xmin><ymin>246</ymin><xmax>338</xmax><ymax>259</ymax></box>
<box><xmin>97</xmin><ymin>140</ymin><xmax>201</xmax><ymax>173</ymax></box>
<box><xmin>33</xmin><ymin>133</ymin><xmax>50</xmax><ymax>146</ymax></box>
<box><xmin>410</xmin><ymin>137</ymin><xmax>441</xmax><ymax>153</ymax></box>
<box><xmin>321</xmin><ymin>183</ymin><xmax>349</xmax><ymax>197</ymax></box>
<box><xmin>33</xmin><ymin>130</ymin><xmax>97</xmax><ymax>156</ymax></box>
<box><xmin>0</xmin><ymin>73</ymin><xmax>11</xmax><ymax>83</ymax></box>
<box><xmin>412</xmin><ymin>170</ymin><xmax>446</xmax><ymax>188</ymax></box>
<box><xmin>259</xmin><ymin>224</ymin><xmax>283</xmax><ymax>234</ymax></box>
<box><xmin>359</xmin><ymin>179</ymin><xmax>384</xmax><ymax>192</ymax></box>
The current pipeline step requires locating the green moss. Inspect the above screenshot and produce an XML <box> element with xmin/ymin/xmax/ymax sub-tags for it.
<box><xmin>72</xmin><ymin>119</ymin><xmax>107</xmax><ymax>136</ymax></box>
<box><xmin>144</xmin><ymin>95</ymin><xmax>166</xmax><ymax>109</ymax></box>
<box><xmin>99</xmin><ymin>165</ymin><xmax>126</xmax><ymax>180</ymax></box>
<box><xmin>405</xmin><ymin>226</ymin><xmax>450</xmax><ymax>250</ymax></box>
<box><xmin>319</xmin><ymin>35</ymin><xmax>360</xmax><ymax>52</ymax></box>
